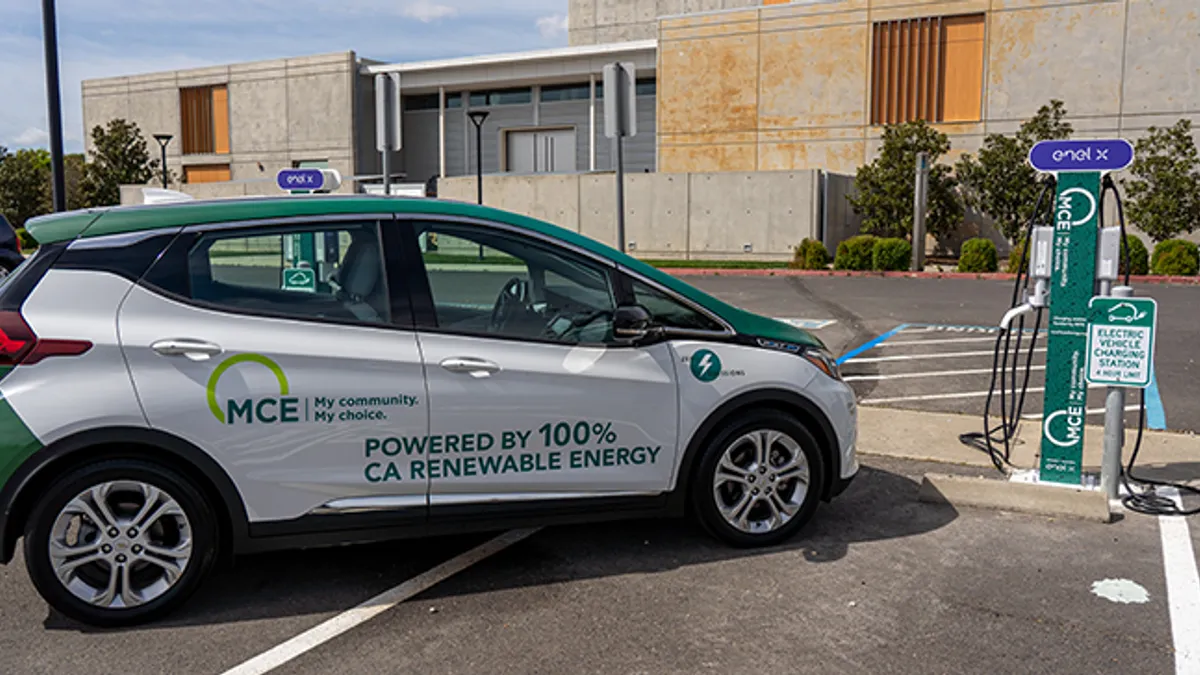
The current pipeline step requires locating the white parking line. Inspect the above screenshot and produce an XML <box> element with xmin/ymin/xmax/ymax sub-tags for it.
<box><xmin>220</xmin><ymin>528</ymin><xmax>541</xmax><ymax>675</ymax></box>
<box><xmin>861</xmin><ymin>383</ymin><xmax>1102</xmax><ymax>405</ymax></box>
<box><xmin>880</xmin><ymin>336</ymin><xmax>1011</xmax><ymax>346</ymax></box>
<box><xmin>1159</xmin><ymin>488</ymin><xmax>1200</xmax><ymax>674</ymax></box>
<box><xmin>843</xmin><ymin>365</ymin><xmax>1046</xmax><ymax>382</ymax></box>
<box><xmin>847</xmin><ymin>348</ymin><xmax>1048</xmax><ymax>364</ymax></box>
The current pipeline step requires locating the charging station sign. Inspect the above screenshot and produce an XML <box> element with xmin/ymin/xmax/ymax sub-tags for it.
<box><xmin>1085</xmin><ymin>297</ymin><xmax>1156</xmax><ymax>388</ymax></box>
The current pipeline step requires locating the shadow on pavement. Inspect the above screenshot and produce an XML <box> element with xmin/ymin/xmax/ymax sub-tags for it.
<box><xmin>43</xmin><ymin>464</ymin><xmax>955</xmax><ymax>632</ymax></box>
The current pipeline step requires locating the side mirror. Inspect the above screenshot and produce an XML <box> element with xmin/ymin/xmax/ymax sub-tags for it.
<box><xmin>613</xmin><ymin>304</ymin><xmax>655</xmax><ymax>340</ymax></box>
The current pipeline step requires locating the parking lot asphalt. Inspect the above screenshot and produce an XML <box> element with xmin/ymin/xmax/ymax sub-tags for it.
<box><xmin>688</xmin><ymin>275</ymin><xmax>1200</xmax><ymax>433</ymax></box>
<box><xmin>1</xmin><ymin>455</ymin><xmax>1190</xmax><ymax>675</ymax></box>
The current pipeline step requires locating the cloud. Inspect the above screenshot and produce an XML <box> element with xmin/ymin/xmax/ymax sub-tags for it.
<box><xmin>13</xmin><ymin>127</ymin><xmax>50</xmax><ymax>146</ymax></box>
<box><xmin>536</xmin><ymin>14</ymin><xmax>569</xmax><ymax>39</ymax></box>
<box><xmin>402</xmin><ymin>1</ymin><xmax>458</xmax><ymax>22</ymax></box>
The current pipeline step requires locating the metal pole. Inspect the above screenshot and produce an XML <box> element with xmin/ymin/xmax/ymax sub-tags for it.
<box><xmin>382</xmin><ymin>148</ymin><xmax>392</xmax><ymax>196</ymax></box>
<box><xmin>911</xmin><ymin>151</ymin><xmax>929</xmax><ymax>271</ymax></box>
<box><xmin>614</xmin><ymin>68</ymin><xmax>627</xmax><ymax>253</ymax></box>
<box><xmin>1100</xmin><ymin>284</ymin><xmax>1132</xmax><ymax>500</ymax></box>
<box><xmin>42</xmin><ymin>0</ymin><xmax>66</xmax><ymax>212</ymax></box>
<box><xmin>475</xmin><ymin>121</ymin><xmax>483</xmax><ymax>205</ymax></box>
<box><xmin>160</xmin><ymin>143</ymin><xmax>169</xmax><ymax>188</ymax></box>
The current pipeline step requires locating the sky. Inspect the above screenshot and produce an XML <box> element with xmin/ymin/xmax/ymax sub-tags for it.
<box><xmin>0</xmin><ymin>0</ymin><xmax>571</xmax><ymax>154</ymax></box>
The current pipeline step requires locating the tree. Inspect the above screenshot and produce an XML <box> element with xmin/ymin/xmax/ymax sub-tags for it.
<box><xmin>1124</xmin><ymin>120</ymin><xmax>1200</xmax><ymax>243</ymax></box>
<box><xmin>849</xmin><ymin>120</ymin><xmax>962</xmax><ymax>240</ymax></box>
<box><xmin>64</xmin><ymin>153</ymin><xmax>88</xmax><ymax>211</ymax></box>
<box><xmin>956</xmin><ymin>100</ymin><xmax>1074</xmax><ymax>243</ymax></box>
<box><xmin>80</xmin><ymin>119</ymin><xmax>159</xmax><ymax>207</ymax></box>
<box><xmin>0</xmin><ymin>149</ymin><xmax>52</xmax><ymax>228</ymax></box>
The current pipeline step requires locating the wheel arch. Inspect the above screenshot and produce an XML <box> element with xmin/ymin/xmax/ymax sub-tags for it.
<box><xmin>0</xmin><ymin>427</ymin><xmax>249</xmax><ymax>565</ymax></box>
<box><xmin>666</xmin><ymin>388</ymin><xmax>841</xmax><ymax>517</ymax></box>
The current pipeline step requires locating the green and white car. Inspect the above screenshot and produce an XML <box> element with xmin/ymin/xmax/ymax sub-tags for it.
<box><xmin>0</xmin><ymin>194</ymin><xmax>857</xmax><ymax>626</ymax></box>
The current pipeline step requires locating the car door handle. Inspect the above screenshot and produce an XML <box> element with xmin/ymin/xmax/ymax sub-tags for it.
<box><xmin>440</xmin><ymin>357</ymin><xmax>501</xmax><ymax>378</ymax></box>
<box><xmin>151</xmin><ymin>339</ymin><xmax>224</xmax><ymax>362</ymax></box>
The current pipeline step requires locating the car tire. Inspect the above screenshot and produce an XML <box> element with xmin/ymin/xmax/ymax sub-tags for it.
<box><xmin>24</xmin><ymin>459</ymin><xmax>218</xmax><ymax>627</ymax></box>
<box><xmin>691</xmin><ymin>410</ymin><xmax>825</xmax><ymax>548</ymax></box>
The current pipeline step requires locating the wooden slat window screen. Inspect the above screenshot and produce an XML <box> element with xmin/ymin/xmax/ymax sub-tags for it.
<box><xmin>870</xmin><ymin>14</ymin><xmax>983</xmax><ymax>125</ymax></box>
<box><xmin>180</xmin><ymin>85</ymin><xmax>230</xmax><ymax>155</ymax></box>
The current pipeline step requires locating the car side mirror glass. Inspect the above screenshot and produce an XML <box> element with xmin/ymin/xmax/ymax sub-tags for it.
<box><xmin>613</xmin><ymin>304</ymin><xmax>655</xmax><ymax>340</ymax></box>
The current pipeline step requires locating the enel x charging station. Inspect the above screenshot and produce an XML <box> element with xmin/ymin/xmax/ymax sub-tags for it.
<box><xmin>994</xmin><ymin>137</ymin><xmax>1160</xmax><ymax>497</ymax></box>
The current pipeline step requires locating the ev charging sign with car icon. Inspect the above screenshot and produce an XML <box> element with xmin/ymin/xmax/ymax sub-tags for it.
<box><xmin>1085</xmin><ymin>297</ymin><xmax>1157</xmax><ymax>388</ymax></box>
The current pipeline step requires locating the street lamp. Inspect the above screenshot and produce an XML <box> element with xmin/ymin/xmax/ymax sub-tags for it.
<box><xmin>41</xmin><ymin>0</ymin><xmax>66</xmax><ymax>212</ymax></box>
<box><xmin>153</xmin><ymin>134</ymin><xmax>173</xmax><ymax>189</ymax></box>
<box><xmin>467</xmin><ymin>110</ymin><xmax>490</xmax><ymax>205</ymax></box>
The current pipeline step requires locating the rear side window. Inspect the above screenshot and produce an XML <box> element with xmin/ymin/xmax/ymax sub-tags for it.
<box><xmin>0</xmin><ymin>244</ymin><xmax>65</xmax><ymax>311</ymax></box>
<box><xmin>182</xmin><ymin>222</ymin><xmax>391</xmax><ymax>325</ymax></box>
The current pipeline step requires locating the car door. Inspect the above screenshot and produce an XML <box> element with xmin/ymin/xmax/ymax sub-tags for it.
<box><xmin>404</xmin><ymin>218</ymin><xmax>679</xmax><ymax>509</ymax></box>
<box><xmin>118</xmin><ymin>216</ymin><xmax>430</xmax><ymax>526</ymax></box>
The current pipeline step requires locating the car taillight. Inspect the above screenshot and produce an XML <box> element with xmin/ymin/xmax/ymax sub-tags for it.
<box><xmin>0</xmin><ymin>311</ymin><xmax>91</xmax><ymax>366</ymax></box>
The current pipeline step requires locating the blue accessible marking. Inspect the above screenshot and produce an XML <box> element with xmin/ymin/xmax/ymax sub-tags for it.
<box><xmin>1145</xmin><ymin>367</ymin><xmax>1167</xmax><ymax>431</ymax></box>
<box><xmin>836</xmin><ymin>324</ymin><xmax>909</xmax><ymax>365</ymax></box>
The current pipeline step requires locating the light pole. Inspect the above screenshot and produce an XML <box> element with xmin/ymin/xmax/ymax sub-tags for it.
<box><xmin>153</xmin><ymin>134</ymin><xmax>173</xmax><ymax>188</ymax></box>
<box><xmin>467</xmin><ymin>110</ymin><xmax>490</xmax><ymax>205</ymax></box>
<box><xmin>41</xmin><ymin>0</ymin><xmax>66</xmax><ymax>212</ymax></box>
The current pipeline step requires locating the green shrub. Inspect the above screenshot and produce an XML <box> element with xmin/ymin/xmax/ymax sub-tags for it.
<box><xmin>834</xmin><ymin>235</ymin><xmax>876</xmax><ymax>271</ymax></box>
<box><xmin>14</xmin><ymin>228</ymin><xmax>36</xmax><ymax>252</ymax></box>
<box><xmin>1007</xmin><ymin>238</ymin><xmax>1027</xmax><ymax>274</ymax></box>
<box><xmin>872</xmin><ymin>237</ymin><xmax>911</xmax><ymax>271</ymax></box>
<box><xmin>791</xmin><ymin>238</ymin><xmax>830</xmax><ymax>270</ymax></box>
<box><xmin>958</xmin><ymin>238</ymin><xmax>999</xmax><ymax>273</ymax></box>
<box><xmin>1151</xmin><ymin>239</ymin><xmax>1199</xmax><ymax>276</ymax></box>
<box><xmin>1121</xmin><ymin>235</ymin><xmax>1150</xmax><ymax>276</ymax></box>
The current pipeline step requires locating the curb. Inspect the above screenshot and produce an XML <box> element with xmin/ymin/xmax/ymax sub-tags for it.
<box><xmin>918</xmin><ymin>473</ymin><xmax>1112</xmax><ymax>523</ymax></box>
<box><xmin>658</xmin><ymin>268</ymin><xmax>1200</xmax><ymax>285</ymax></box>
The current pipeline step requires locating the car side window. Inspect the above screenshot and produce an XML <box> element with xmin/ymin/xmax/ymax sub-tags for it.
<box><xmin>631</xmin><ymin>280</ymin><xmax>723</xmax><ymax>332</ymax></box>
<box><xmin>185</xmin><ymin>222</ymin><xmax>391</xmax><ymax>325</ymax></box>
<box><xmin>416</xmin><ymin>222</ymin><xmax>617</xmax><ymax>344</ymax></box>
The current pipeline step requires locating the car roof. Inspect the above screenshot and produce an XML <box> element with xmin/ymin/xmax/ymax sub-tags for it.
<box><xmin>23</xmin><ymin>193</ymin><xmax>826</xmax><ymax>349</ymax></box>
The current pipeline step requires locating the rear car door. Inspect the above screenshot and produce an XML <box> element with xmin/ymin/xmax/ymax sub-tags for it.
<box><xmin>405</xmin><ymin>218</ymin><xmax>679</xmax><ymax>510</ymax></box>
<box><xmin>118</xmin><ymin>216</ymin><xmax>430</xmax><ymax>526</ymax></box>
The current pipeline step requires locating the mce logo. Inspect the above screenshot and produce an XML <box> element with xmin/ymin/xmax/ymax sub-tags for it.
<box><xmin>206</xmin><ymin>354</ymin><xmax>302</xmax><ymax>424</ymax></box>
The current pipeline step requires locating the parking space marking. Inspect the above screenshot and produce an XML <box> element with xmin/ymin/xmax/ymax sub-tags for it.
<box><xmin>847</xmin><ymin>347</ymin><xmax>1047</xmax><ymax>364</ymax></box>
<box><xmin>880</xmin><ymin>336</ymin><xmax>1009</xmax><ymax>346</ymax></box>
<box><xmin>843</xmin><ymin>364</ymin><xmax>1046</xmax><ymax>382</ymax></box>
<box><xmin>1159</xmin><ymin>488</ymin><xmax>1200</xmax><ymax>674</ymax></box>
<box><xmin>220</xmin><ymin>528</ymin><xmax>541</xmax><ymax>675</ymax></box>
<box><xmin>835</xmin><ymin>324</ymin><xmax>910</xmax><ymax>365</ymax></box>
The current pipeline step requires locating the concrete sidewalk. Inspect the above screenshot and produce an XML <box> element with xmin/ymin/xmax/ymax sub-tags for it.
<box><xmin>858</xmin><ymin>405</ymin><xmax>1200</xmax><ymax>479</ymax></box>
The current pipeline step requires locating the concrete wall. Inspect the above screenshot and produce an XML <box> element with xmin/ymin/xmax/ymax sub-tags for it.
<box><xmin>438</xmin><ymin>170</ymin><xmax>821</xmax><ymax>260</ymax></box>
<box><xmin>83</xmin><ymin>52</ymin><xmax>359</xmax><ymax>193</ymax></box>
<box><xmin>569</xmin><ymin>0</ymin><xmax>760</xmax><ymax>45</ymax></box>
<box><xmin>657</xmin><ymin>0</ymin><xmax>1200</xmax><ymax>175</ymax></box>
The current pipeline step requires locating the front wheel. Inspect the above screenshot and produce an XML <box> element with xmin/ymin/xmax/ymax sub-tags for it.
<box><xmin>24</xmin><ymin>459</ymin><xmax>217</xmax><ymax>627</ymax></box>
<box><xmin>692</xmin><ymin>410</ymin><xmax>825</xmax><ymax>548</ymax></box>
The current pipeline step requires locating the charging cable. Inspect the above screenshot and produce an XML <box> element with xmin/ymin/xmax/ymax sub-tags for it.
<box><xmin>959</xmin><ymin>179</ymin><xmax>1053</xmax><ymax>472</ymax></box>
<box><xmin>1098</xmin><ymin>174</ymin><xmax>1200</xmax><ymax>516</ymax></box>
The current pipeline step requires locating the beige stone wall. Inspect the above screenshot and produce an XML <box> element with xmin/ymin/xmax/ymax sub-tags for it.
<box><xmin>83</xmin><ymin>52</ymin><xmax>358</xmax><ymax>194</ymax></box>
<box><xmin>657</xmin><ymin>0</ymin><xmax>1200</xmax><ymax>174</ymax></box>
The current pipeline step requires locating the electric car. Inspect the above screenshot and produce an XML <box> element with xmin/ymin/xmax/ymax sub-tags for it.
<box><xmin>0</xmin><ymin>195</ymin><xmax>857</xmax><ymax>626</ymax></box>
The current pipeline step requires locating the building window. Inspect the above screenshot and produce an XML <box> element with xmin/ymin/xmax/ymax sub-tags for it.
<box><xmin>635</xmin><ymin>79</ymin><xmax>656</xmax><ymax>97</ymax></box>
<box><xmin>294</xmin><ymin>160</ymin><xmax>329</xmax><ymax>169</ymax></box>
<box><xmin>870</xmin><ymin>14</ymin><xmax>984</xmax><ymax>125</ymax></box>
<box><xmin>180</xmin><ymin>85</ymin><xmax>230</xmax><ymax>155</ymax></box>
<box><xmin>404</xmin><ymin>94</ymin><xmax>440</xmax><ymax>111</ymax></box>
<box><xmin>468</xmin><ymin>87</ymin><xmax>533</xmax><ymax>107</ymax></box>
<box><xmin>541</xmin><ymin>83</ymin><xmax>592</xmax><ymax>103</ymax></box>
<box><xmin>184</xmin><ymin>164</ymin><xmax>231</xmax><ymax>184</ymax></box>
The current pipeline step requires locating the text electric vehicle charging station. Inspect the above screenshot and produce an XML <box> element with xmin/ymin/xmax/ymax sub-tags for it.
<box><xmin>969</xmin><ymin>139</ymin><xmax>1195</xmax><ymax>515</ymax></box>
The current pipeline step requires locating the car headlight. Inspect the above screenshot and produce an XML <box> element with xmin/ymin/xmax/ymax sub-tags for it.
<box><xmin>802</xmin><ymin>347</ymin><xmax>842</xmax><ymax>381</ymax></box>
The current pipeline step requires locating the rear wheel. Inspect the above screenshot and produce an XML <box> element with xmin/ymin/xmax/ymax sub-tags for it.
<box><xmin>24</xmin><ymin>459</ymin><xmax>217</xmax><ymax>627</ymax></box>
<box><xmin>692</xmin><ymin>410</ymin><xmax>825</xmax><ymax>548</ymax></box>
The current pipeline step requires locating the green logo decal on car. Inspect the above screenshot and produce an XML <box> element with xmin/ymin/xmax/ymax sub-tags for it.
<box><xmin>689</xmin><ymin>350</ymin><xmax>721</xmax><ymax>382</ymax></box>
<box><xmin>206</xmin><ymin>353</ymin><xmax>293</xmax><ymax>424</ymax></box>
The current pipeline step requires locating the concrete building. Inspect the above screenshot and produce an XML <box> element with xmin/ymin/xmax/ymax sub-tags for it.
<box><xmin>82</xmin><ymin>0</ymin><xmax>1200</xmax><ymax>255</ymax></box>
